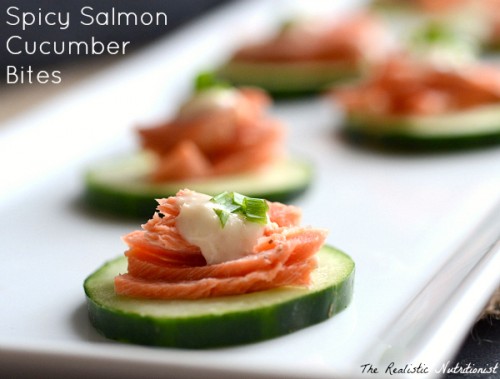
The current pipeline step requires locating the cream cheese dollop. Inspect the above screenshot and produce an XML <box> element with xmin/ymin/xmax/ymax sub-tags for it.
<box><xmin>178</xmin><ymin>88</ymin><xmax>240</xmax><ymax>120</ymax></box>
<box><xmin>175</xmin><ymin>191</ymin><xmax>266</xmax><ymax>265</ymax></box>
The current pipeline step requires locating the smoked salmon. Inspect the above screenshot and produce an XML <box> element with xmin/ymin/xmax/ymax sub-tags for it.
<box><xmin>114</xmin><ymin>189</ymin><xmax>328</xmax><ymax>300</ymax></box>
<box><xmin>332</xmin><ymin>55</ymin><xmax>500</xmax><ymax>117</ymax></box>
<box><xmin>138</xmin><ymin>87</ymin><xmax>286</xmax><ymax>182</ymax></box>
<box><xmin>232</xmin><ymin>12</ymin><xmax>393</xmax><ymax>67</ymax></box>
<box><xmin>216</xmin><ymin>12</ymin><xmax>395</xmax><ymax>97</ymax></box>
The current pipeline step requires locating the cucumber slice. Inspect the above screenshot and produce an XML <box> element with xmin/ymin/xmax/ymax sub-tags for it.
<box><xmin>343</xmin><ymin>105</ymin><xmax>500</xmax><ymax>150</ymax></box>
<box><xmin>217</xmin><ymin>60</ymin><xmax>358</xmax><ymax>98</ymax></box>
<box><xmin>84</xmin><ymin>245</ymin><xmax>354</xmax><ymax>348</ymax></box>
<box><xmin>83</xmin><ymin>152</ymin><xmax>313</xmax><ymax>218</ymax></box>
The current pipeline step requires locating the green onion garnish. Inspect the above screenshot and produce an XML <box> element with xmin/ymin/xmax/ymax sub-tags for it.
<box><xmin>279</xmin><ymin>18</ymin><xmax>298</xmax><ymax>34</ymax></box>
<box><xmin>195</xmin><ymin>71</ymin><xmax>230</xmax><ymax>92</ymax></box>
<box><xmin>210</xmin><ymin>191</ymin><xmax>269</xmax><ymax>227</ymax></box>
<box><xmin>213</xmin><ymin>208</ymin><xmax>231</xmax><ymax>227</ymax></box>
<box><xmin>411</xmin><ymin>21</ymin><xmax>460</xmax><ymax>46</ymax></box>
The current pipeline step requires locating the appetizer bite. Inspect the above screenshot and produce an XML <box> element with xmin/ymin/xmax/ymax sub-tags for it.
<box><xmin>84</xmin><ymin>75</ymin><xmax>312</xmax><ymax>218</ymax></box>
<box><xmin>217</xmin><ymin>12</ymin><xmax>394</xmax><ymax>97</ymax></box>
<box><xmin>413</xmin><ymin>0</ymin><xmax>500</xmax><ymax>52</ymax></box>
<box><xmin>371</xmin><ymin>0</ymin><xmax>500</xmax><ymax>52</ymax></box>
<box><xmin>84</xmin><ymin>189</ymin><xmax>355</xmax><ymax>348</ymax></box>
<box><xmin>404</xmin><ymin>20</ymin><xmax>478</xmax><ymax>65</ymax></box>
<box><xmin>331</xmin><ymin>56</ymin><xmax>500</xmax><ymax>149</ymax></box>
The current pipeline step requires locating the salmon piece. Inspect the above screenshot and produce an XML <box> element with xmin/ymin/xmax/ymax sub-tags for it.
<box><xmin>114</xmin><ymin>258</ymin><xmax>317</xmax><ymax>300</ymax></box>
<box><xmin>125</xmin><ymin>226</ymin><xmax>326</xmax><ymax>282</ymax></box>
<box><xmin>208</xmin><ymin>118</ymin><xmax>285</xmax><ymax>176</ymax></box>
<box><xmin>454</xmin><ymin>67</ymin><xmax>500</xmax><ymax>103</ymax></box>
<box><xmin>212</xmin><ymin>141</ymin><xmax>285</xmax><ymax>176</ymax></box>
<box><xmin>123</xmin><ymin>195</ymin><xmax>202</xmax><ymax>259</ymax></box>
<box><xmin>154</xmin><ymin>195</ymin><xmax>180</xmax><ymax>218</ymax></box>
<box><xmin>122</xmin><ymin>193</ymin><xmax>306</xmax><ymax>267</ymax></box>
<box><xmin>233</xmin><ymin>13</ymin><xmax>392</xmax><ymax>65</ymax></box>
<box><xmin>125</xmin><ymin>228</ymin><xmax>201</xmax><ymax>256</ymax></box>
<box><xmin>333</xmin><ymin>56</ymin><xmax>500</xmax><ymax>116</ymax></box>
<box><xmin>124</xmin><ymin>251</ymin><xmax>277</xmax><ymax>281</ymax></box>
<box><xmin>124</xmin><ymin>244</ymin><xmax>206</xmax><ymax>267</ymax></box>
<box><xmin>238</xmin><ymin>87</ymin><xmax>271</xmax><ymax>109</ymax></box>
<box><xmin>402</xmin><ymin>90</ymin><xmax>451</xmax><ymax>116</ymax></box>
<box><xmin>137</xmin><ymin>88</ymin><xmax>284</xmax><ymax>182</ymax></box>
<box><xmin>140</xmin><ymin>197</ymin><xmax>200</xmax><ymax>254</ymax></box>
<box><xmin>267</xmin><ymin>201</ymin><xmax>301</xmax><ymax>227</ymax></box>
<box><xmin>138</xmin><ymin>112</ymin><xmax>236</xmax><ymax>157</ymax></box>
<box><xmin>125</xmin><ymin>234</ymin><xmax>288</xmax><ymax>281</ymax></box>
<box><xmin>416</xmin><ymin>0</ymin><xmax>474</xmax><ymax>12</ymax></box>
<box><xmin>282</xmin><ymin>227</ymin><xmax>328</xmax><ymax>265</ymax></box>
<box><xmin>115</xmin><ymin>190</ymin><xmax>327</xmax><ymax>299</ymax></box>
<box><xmin>152</xmin><ymin>140</ymin><xmax>212</xmax><ymax>181</ymax></box>
<box><xmin>416</xmin><ymin>0</ymin><xmax>500</xmax><ymax>15</ymax></box>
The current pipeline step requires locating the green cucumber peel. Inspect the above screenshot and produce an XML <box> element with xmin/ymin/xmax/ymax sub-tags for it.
<box><xmin>84</xmin><ymin>245</ymin><xmax>355</xmax><ymax>348</ymax></box>
<box><xmin>83</xmin><ymin>153</ymin><xmax>313</xmax><ymax>219</ymax></box>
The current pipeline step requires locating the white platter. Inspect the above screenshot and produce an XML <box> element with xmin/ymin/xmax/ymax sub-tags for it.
<box><xmin>1</xmin><ymin>1</ymin><xmax>500</xmax><ymax>378</ymax></box>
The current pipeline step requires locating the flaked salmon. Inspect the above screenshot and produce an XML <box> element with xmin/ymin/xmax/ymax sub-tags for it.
<box><xmin>138</xmin><ymin>87</ymin><xmax>285</xmax><ymax>182</ymax></box>
<box><xmin>114</xmin><ymin>259</ymin><xmax>316</xmax><ymax>300</ymax></box>
<box><xmin>232</xmin><ymin>12</ymin><xmax>394</xmax><ymax>66</ymax></box>
<box><xmin>114</xmin><ymin>189</ymin><xmax>328</xmax><ymax>299</ymax></box>
<box><xmin>332</xmin><ymin>55</ymin><xmax>500</xmax><ymax>116</ymax></box>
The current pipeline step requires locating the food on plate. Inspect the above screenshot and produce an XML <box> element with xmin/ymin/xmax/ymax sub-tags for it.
<box><xmin>405</xmin><ymin>20</ymin><xmax>478</xmax><ymax>65</ymax></box>
<box><xmin>330</xmin><ymin>56</ymin><xmax>500</xmax><ymax>149</ymax></box>
<box><xmin>217</xmin><ymin>12</ymin><xmax>394</xmax><ymax>97</ymax></box>
<box><xmin>413</xmin><ymin>0</ymin><xmax>500</xmax><ymax>51</ymax></box>
<box><xmin>84</xmin><ymin>74</ymin><xmax>312</xmax><ymax>218</ymax></box>
<box><xmin>84</xmin><ymin>189</ymin><xmax>355</xmax><ymax>348</ymax></box>
<box><xmin>371</xmin><ymin>0</ymin><xmax>500</xmax><ymax>52</ymax></box>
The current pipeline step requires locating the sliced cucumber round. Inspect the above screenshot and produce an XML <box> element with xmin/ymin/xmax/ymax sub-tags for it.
<box><xmin>84</xmin><ymin>245</ymin><xmax>354</xmax><ymax>349</ymax></box>
<box><xmin>343</xmin><ymin>105</ymin><xmax>500</xmax><ymax>150</ymax></box>
<box><xmin>83</xmin><ymin>152</ymin><xmax>313</xmax><ymax>218</ymax></box>
<box><xmin>217</xmin><ymin>60</ymin><xmax>358</xmax><ymax>98</ymax></box>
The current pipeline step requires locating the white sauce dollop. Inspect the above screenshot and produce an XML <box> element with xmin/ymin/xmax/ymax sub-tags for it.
<box><xmin>178</xmin><ymin>88</ymin><xmax>239</xmax><ymax>120</ymax></box>
<box><xmin>175</xmin><ymin>191</ymin><xmax>266</xmax><ymax>265</ymax></box>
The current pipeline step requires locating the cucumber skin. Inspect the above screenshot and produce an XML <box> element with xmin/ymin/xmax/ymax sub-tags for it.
<box><xmin>344</xmin><ymin>127</ymin><xmax>500</xmax><ymax>151</ymax></box>
<box><xmin>83</xmin><ymin>158</ymin><xmax>314</xmax><ymax>219</ymax></box>
<box><xmin>84</xmin><ymin>247</ymin><xmax>354</xmax><ymax>349</ymax></box>
<box><xmin>83</xmin><ymin>179</ymin><xmax>160</xmax><ymax>220</ymax></box>
<box><xmin>343</xmin><ymin>117</ymin><xmax>500</xmax><ymax>151</ymax></box>
<box><xmin>217</xmin><ymin>61</ymin><xmax>358</xmax><ymax>99</ymax></box>
<box><xmin>83</xmin><ymin>180</ymin><xmax>311</xmax><ymax>220</ymax></box>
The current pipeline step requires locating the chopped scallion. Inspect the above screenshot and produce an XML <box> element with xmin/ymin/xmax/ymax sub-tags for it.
<box><xmin>211</xmin><ymin>192</ymin><xmax>269</xmax><ymax>227</ymax></box>
<box><xmin>195</xmin><ymin>71</ymin><xmax>230</xmax><ymax>92</ymax></box>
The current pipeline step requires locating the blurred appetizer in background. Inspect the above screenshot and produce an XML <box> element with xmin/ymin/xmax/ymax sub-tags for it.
<box><xmin>371</xmin><ymin>0</ymin><xmax>500</xmax><ymax>53</ymax></box>
<box><xmin>330</xmin><ymin>55</ymin><xmax>500</xmax><ymax>150</ymax></box>
<box><xmin>404</xmin><ymin>20</ymin><xmax>479</xmax><ymax>65</ymax></box>
<box><xmin>217</xmin><ymin>12</ymin><xmax>395</xmax><ymax>98</ymax></box>
<box><xmin>84</xmin><ymin>189</ymin><xmax>355</xmax><ymax>348</ymax></box>
<box><xmin>84</xmin><ymin>74</ymin><xmax>313</xmax><ymax>218</ymax></box>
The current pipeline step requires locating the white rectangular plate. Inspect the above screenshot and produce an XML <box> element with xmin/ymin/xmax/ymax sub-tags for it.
<box><xmin>1</xmin><ymin>1</ymin><xmax>500</xmax><ymax>378</ymax></box>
